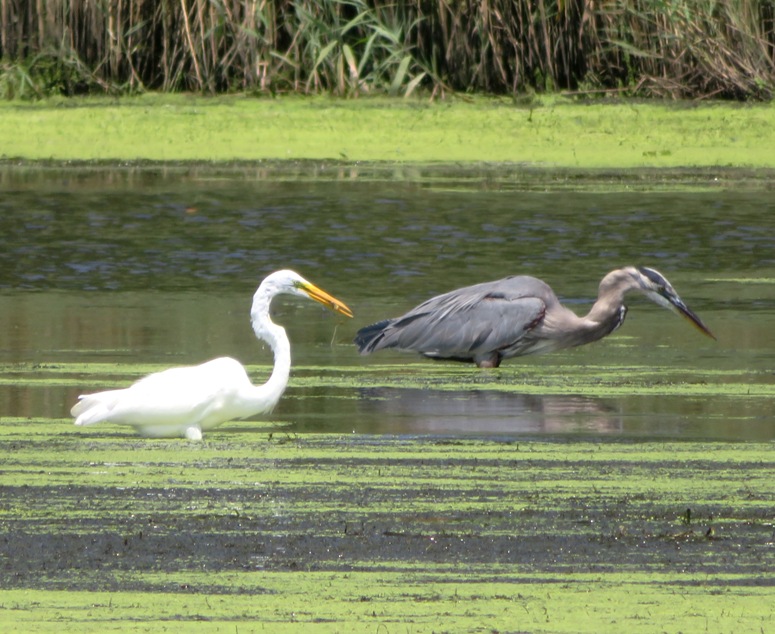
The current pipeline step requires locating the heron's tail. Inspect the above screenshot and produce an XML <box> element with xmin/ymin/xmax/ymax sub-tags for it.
<box><xmin>354</xmin><ymin>319</ymin><xmax>394</xmax><ymax>354</ymax></box>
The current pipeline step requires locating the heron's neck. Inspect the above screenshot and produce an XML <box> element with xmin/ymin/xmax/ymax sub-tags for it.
<box><xmin>582</xmin><ymin>269</ymin><xmax>634</xmax><ymax>338</ymax></box>
<box><xmin>585</xmin><ymin>292</ymin><xmax>625</xmax><ymax>326</ymax></box>
<box><xmin>249</xmin><ymin>297</ymin><xmax>292</xmax><ymax>411</ymax></box>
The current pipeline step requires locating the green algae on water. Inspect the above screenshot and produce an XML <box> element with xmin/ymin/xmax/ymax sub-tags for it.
<box><xmin>0</xmin><ymin>432</ymin><xmax>773</xmax><ymax>633</ymax></box>
<box><xmin>1</xmin><ymin>94</ymin><xmax>775</xmax><ymax>168</ymax></box>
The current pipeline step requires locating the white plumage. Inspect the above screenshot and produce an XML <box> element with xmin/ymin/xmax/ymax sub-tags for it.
<box><xmin>71</xmin><ymin>270</ymin><xmax>352</xmax><ymax>440</ymax></box>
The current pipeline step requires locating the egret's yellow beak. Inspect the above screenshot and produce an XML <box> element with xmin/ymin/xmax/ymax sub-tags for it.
<box><xmin>302</xmin><ymin>282</ymin><xmax>353</xmax><ymax>318</ymax></box>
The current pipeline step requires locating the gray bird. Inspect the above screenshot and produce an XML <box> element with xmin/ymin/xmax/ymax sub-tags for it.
<box><xmin>354</xmin><ymin>266</ymin><xmax>715</xmax><ymax>368</ymax></box>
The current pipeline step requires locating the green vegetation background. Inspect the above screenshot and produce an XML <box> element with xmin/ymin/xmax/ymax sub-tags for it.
<box><xmin>2</xmin><ymin>0</ymin><xmax>774</xmax><ymax>100</ymax></box>
<box><xmin>3</xmin><ymin>1</ymin><xmax>774</xmax><ymax>167</ymax></box>
<box><xmin>1</xmin><ymin>94</ymin><xmax>774</xmax><ymax>168</ymax></box>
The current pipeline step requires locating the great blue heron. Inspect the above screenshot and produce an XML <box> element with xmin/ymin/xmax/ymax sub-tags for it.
<box><xmin>72</xmin><ymin>270</ymin><xmax>353</xmax><ymax>440</ymax></box>
<box><xmin>354</xmin><ymin>266</ymin><xmax>714</xmax><ymax>368</ymax></box>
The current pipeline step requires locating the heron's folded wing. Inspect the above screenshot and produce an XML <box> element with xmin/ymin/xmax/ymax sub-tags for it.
<box><xmin>383</xmin><ymin>291</ymin><xmax>546</xmax><ymax>358</ymax></box>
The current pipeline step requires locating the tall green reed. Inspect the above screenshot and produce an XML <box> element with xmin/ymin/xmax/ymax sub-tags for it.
<box><xmin>0</xmin><ymin>0</ymin><xmax>772</xmax><ymax>99</ymax></box>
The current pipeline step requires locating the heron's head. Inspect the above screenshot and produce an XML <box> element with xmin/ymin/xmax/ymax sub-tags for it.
<box><xmin>633</xmin><ymin>266</ymin><xmax>715</xmax><ymax>339</ymax></box>
<box><xmin>263</xmin><ymin>270</ymin><xmax>353</xmax><ymax>318</ymax></box>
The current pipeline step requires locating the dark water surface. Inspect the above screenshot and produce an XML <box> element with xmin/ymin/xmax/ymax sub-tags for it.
<box><xmin>1</xmin><ymin>165</ymin><xmax>773</xmax><ymax>440</ymax></box>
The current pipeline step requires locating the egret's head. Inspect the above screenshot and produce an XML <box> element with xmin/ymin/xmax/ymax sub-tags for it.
<box><xmin>263</xmin><ymin>270</ymin><xmax>353</xmax><ymax>318</ymax></box>
<box><xmin>633</xmin><ymin>266</ymin><xmax>715</xmax><ymax>339</ymax></box>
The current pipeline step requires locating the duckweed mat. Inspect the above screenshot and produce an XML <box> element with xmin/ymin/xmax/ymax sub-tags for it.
<box><xmin>2</xmin><ymin>95</ymin><xmax>775</xmax><ymax>169</ymax></box>
<box><xmin>0</xmin><ymin>423</ymin><xmax>773</xmax><ymax>632</ymax></box>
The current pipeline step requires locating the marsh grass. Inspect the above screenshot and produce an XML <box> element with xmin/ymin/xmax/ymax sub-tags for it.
<box><xmin>1</xmin><ymin>1</ymin><xmax>773</xmax><ymax>99</ymax></box>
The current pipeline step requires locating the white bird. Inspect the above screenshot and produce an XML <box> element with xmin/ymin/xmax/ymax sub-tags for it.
<box><xmin>71</xmin><ymin>270</ymin><xmax>353</xmax><ymax>440</ymax></box>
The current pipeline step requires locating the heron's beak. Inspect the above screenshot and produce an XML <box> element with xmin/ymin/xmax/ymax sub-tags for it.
<box><xmin>667</xmin><ymin>294</ymin><xmax>716</xmax><ymax>340</ymax></box>
<box><xmin>301</xmin><ymin>282</ymin><xmax>354</xmax><ymax>318</ymax></box>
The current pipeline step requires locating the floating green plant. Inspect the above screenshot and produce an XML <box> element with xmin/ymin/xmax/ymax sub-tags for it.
<box><xmin>0</xmin><ymin>433</ymin><xmax>773</xmax><ymax>632</ymax></box>
<box><xmin>2</xmin><ymin>95</ymin><xmax>775</xmax><ymax>169</ymax></box>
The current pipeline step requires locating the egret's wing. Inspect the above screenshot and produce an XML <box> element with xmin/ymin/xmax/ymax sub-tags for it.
<box><xmin>363</xmin><ymin>280</ymin><xmax>547</xmax><ymax>359</ymax></box>
<box><xmin>73</xmin><ymin>358</ymin><xmax>249</xmax><ymax>427</ymax></box>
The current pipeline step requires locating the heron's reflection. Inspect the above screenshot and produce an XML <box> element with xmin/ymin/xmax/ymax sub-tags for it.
<box><xmin>355</xmin><ymin>388</ymin><xmax>623</xmax><ymax>435</ymax></box>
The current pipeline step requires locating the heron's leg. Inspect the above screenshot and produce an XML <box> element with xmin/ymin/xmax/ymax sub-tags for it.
<box><xmin>475</xmin><ymin>353</ymin><xmax>501</xmax><ymax>368</ymax></box>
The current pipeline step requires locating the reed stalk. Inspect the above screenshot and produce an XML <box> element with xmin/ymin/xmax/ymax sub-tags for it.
<box><xmin>0</xmin><ymin>0</ymin><xmax>773</xmax><ymax>99</ymax></box>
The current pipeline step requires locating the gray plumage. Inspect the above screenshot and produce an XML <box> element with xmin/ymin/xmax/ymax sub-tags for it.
<box><xmin>354</xmin><ymin>266</ymin><xmax>714</xmax><ymax>368</ymax></box>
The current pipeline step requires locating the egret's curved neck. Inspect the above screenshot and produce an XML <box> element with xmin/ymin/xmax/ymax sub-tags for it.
<box><xmin>250</xmin><ymin>291</ymin><xmax>292</xmax><ymax>410</ymax></box>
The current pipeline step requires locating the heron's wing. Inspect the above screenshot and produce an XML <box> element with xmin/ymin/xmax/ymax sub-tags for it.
<box><xmin>362</xmin><ymin>284</ymin><xmax>547</xmax><ymax>360</ymax></box>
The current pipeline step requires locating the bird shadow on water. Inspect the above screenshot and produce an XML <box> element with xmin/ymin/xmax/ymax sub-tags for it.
<box><xmin>320</xmin><ymin>387</ymin><xmax>623</xmax><ymax>436</ymax></box>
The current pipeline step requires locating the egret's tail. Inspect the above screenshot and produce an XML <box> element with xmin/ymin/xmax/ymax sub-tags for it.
<box><xmin>71</xmin><ymin>392</ymin><xmax>119</xmax><ymax>426</ymax></box>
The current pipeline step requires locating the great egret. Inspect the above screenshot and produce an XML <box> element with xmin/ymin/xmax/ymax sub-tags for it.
<box><xmin>72</xmin><ymin>270</ymin><xmax>353</xmax><ymax>439</ymax></box>
<box><xmin>355</xmin><ymin>266</ymin><xmax>714</xmax><ymax>368</ymax></box>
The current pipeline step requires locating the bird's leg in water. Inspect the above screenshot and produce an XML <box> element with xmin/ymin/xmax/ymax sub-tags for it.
<box><xmin>475</xmin><ymin>352</ymin><xmax>501</xmax><ymax>368</ymax></box>
<box><xmin>185</xmin><ymin>426</ymin><xmax>203</xmax><ymax>441</ymax></box>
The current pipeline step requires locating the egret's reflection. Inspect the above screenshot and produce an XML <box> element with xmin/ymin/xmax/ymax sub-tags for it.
<box><xmin>355</xmin><ymin>388</ymin><xmax>623</xmax><ymax>435</ymax></box>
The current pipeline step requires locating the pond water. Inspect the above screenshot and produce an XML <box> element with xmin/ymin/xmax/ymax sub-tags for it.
<box><xmin>1</xmin><ymin>165</ymin><xmax>773</xmax><ymax>440</ymax></box>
